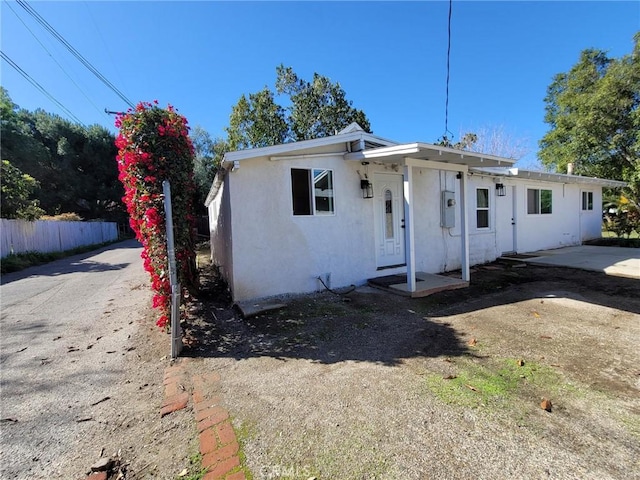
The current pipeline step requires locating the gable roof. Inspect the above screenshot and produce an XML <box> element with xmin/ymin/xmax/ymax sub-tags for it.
<box><xmin>221</xmin><ymin>124</ymin><xmax>397</xmax><ymax>167</ymax></box>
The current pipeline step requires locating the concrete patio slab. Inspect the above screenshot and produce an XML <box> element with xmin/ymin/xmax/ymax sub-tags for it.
<box><xmin>508</xmin><ymin>245</ymin><xmax>640</xmax><ymax>279</ymax></box>
<box><xmin>368</xmin><ymin>272</ymin><xmax>469</xmax><ymax>298</ymax></box>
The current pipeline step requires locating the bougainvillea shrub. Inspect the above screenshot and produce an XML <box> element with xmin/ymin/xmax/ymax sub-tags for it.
<box><xmin>115</xmin><ymin>101</ymin><xmax>197</xmax><ymax>329</ymax></box>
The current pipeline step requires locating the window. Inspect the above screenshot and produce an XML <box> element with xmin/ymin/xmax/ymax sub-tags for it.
<box><xmin>527</xmin><ymin>188</ymin><xmax>552</xmax><ymax>214</ymax></box>
<box><xmin>582</xmin><ymin>191</ymin><xmax>594</xmax><ymax>211</ymax></box>
<box><xmin>476</xmin><ymin>188</ymin><xmax>489</xmax><ymax>228</ymax></box>
<box><xmin>291</xmin><ymin>168</ymin><xmax>334</xmax><ymax>215</ymax></box>
<box><xmin>384</xmin><ymin>189</ymin><xmax>394</xmax><ymax>239</ymax></box>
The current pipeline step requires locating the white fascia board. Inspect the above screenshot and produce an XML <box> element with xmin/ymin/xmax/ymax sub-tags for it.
<box><xmin>223</xmin><ymin>131</ymin><xmax>397</xmax><ymax>166</ymax></box>
<box><xmin>481</xmin><ymin>168</ymin><xmax>628</xmax><ymax>187</ymax></box>
<box><xmin>344</xmin><ymin>143</ymin><xmax>422</xmax><ymax>161</ymax></box>
<box><xmin>414</xmin><ymin>143</ymin><xmax>517</xmax><ymax>166</ymax></box>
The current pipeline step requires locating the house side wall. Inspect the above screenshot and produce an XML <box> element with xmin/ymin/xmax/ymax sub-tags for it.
<box><xmin>208</xmin><ymin>175</ymin><xmax>234</xmax><ymax>289</ymax></box>
<box><xmin>228</xmin><ymin>155</ymin><xmax>385</xmax><ymax>301</ymax></box>
<box><xmin>411</xmin><ymin>171</ymin><xmax>501</xmax><ymax>273</ymax></box>
<box><xmin>515</xmin><ymin>180</ymin><xmax>582</xmax><ymax>253</ymax></box>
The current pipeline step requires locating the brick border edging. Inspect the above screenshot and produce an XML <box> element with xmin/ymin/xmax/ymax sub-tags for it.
<box><xmin>162</xmin><ymin>362</ymin><xmax>246</xmax><ymax>480</ymax></box>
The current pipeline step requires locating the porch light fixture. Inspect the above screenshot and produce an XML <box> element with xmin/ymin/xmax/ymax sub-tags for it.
<box><xmin>361</xmin><ymin>179</ymin><xmax>374</xmax><ymax>199</ymax></box>
<box><xmin>360</xmin><ymin>162</ymin><xmax>373</xmax><ymax>198</ymax></box>
<box><xmin>495</xmin><ymin>182</ymin><xmax>506</xmax><ymax>197</ymax></box>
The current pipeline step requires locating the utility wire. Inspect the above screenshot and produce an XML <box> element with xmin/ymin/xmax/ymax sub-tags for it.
<box><xmin>443</xmin><ymin>0</ymin><xmax>453</xmax><ymax>142</ymax></box>
<box><xmin>1</xmin><ymin>51</ymin><xmax>85</xmax><ymax>126</ymax></box>
<box><xmin>6</xmin><ymin>1</ymin><xmax>108</xmax><ymax>119</ymax></box>
<box><xmin>16</xmin><ymin>0</ymin><xmax>135</xmax><ymax>109</ymax></box>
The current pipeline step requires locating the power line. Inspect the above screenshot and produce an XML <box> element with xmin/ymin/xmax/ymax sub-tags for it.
<box><xmin>443</xmin><ymin>0</ymin><xmax>453</xmax><ymax>141</ymax></box>
<box><xmin>5</xmin><ymin>1</ymin><xmax>108</xmax><ymax>119</ymax></box>
<box><xmin>16</xmin><ymin>0</ymin><xmax>135</xmax><ymax>109</ymax></box>
<box><xmin>1</xmin><ymin>51</ymin><xmax>85</xmax><ymax>126</ymax></box>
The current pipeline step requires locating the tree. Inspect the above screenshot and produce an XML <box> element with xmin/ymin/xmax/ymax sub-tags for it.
<box><xmin>275</xmin><ymin>65</ymin><xmax>371</xmax><ymax>141</ymax></box>
<box><xmin>539</xmin><ymin>33</ymin><xmax>640</xmax><ymax>196</ymax></box>
<box><xmin>225</xmin><ymin>66</ymin><xmax>372</xmax><ymax>151</ymax></box>
<box><xmin>191</xmin><ymin>126</ymin><xmax>228</xmax><ymax>208</ymax></box>
<box><xmin>1</xmin><ymin>160</ymin><xmax>45</xmax><ymax>220</ymax></box>
<box><xmin>0</xmin><ymin>88</ymin><xmax>125</xmax><ymax>220</ymax></box>
<box><xmin>226</xmin><ymin>87</ymin><xmax>288</xmax><ymax>150</ymax></box>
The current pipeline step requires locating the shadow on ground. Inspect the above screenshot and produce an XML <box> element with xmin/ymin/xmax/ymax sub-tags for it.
<box><xmin>183</xmin><ymin>260</ymin><xmax>640</xmax><ymax>366</ymax></box>
<box><xmin>183</xmin><ymin>265</ymin><xmax>470</xmax><ymax>365</ymax></box>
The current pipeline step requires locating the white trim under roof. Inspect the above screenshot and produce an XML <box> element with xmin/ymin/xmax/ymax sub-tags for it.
<box><xmin>471</xmin><ymin>167</ymin><xmax>627</xmax><ymax>188</ymax></box>
<box><xmin>344</xmin><ymin>143</ymin><xmax>516</xmax><ymax>168</ymax></box>
<box><xmin>222</xmin><ymin>129</ymin><xmax>397</xmax><ymax>167</ymax></box>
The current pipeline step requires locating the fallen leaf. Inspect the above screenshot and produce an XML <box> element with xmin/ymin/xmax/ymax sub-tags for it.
<box><xmin>408</xmin><ymin>309</ymin><xmax>416</xmax><ymax>314</ymax></box>
<box><xmin>517</xmin><ymin>359</ymin><xmax>525</xmax><ymax>367</ymax></box>
<box><xmin>540</xmin><ymin>335</ymin><xmax>552</xmax><ymax>339</ymax></box>
<box><xmin>540</xmin><ymin>398</ymin><xmax>552</xmax><ymax>412</ymax></box>
<box><xmin>467</xmin><ymin>338</ymin><xmax>477</xmax><ymax>347</ymax></box>
<box><xmin>443</xmin><ymin>358</ymin><xmax>452</xmax><ymax>363</ymax></box>
<box><xmin>177</xmin><ymin>468</ymin><xmax>188</xmax><ymax>477</ymax></box>
<box><xmin>465</xmin><ymin>384</ymin><xmax>478</xmax><ymax>392</ymax></box>
<box><xmin>532</xmin><ymin>311</ymin><xmax>540</xmax><ymax>318</ymax></box>
<box><xmin>15</xmin><ymin>347</ymin><xmax>27</xmax><ymax>353</ymax></box>
<box><xmin>443</xmin><ymin>375</ymin><xmax>457</xmax><ymax>380</ymax></box>
<box><xmin>1</xmin><ymin>418</ymin><xmax>18</xmax><ymax>423</ymax></box>
<box><xmin>53</xmin><ymin>336</ymin><xmax>62</xmax><ymax>341</ymax></box>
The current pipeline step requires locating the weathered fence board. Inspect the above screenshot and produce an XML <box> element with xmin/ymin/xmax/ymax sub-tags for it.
<box><xmin>0</xmin><ymin>219</ymin><xmax>118</xmax><ymax>258</ymax></box>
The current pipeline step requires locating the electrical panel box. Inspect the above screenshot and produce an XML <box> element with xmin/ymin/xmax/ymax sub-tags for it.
<box><xmin>441</xmin><ymin>190</ymin><xmax>456</xmax><ymax>228</ymax></box>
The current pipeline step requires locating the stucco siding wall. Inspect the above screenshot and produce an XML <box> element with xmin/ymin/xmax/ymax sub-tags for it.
<box><xmin>228</xmin><ymin>155</ymin><xmax>383</xmax><ymax>301</ymax></box>
<box><xmin>411</xmin><ymin>171</ymin><xmax>500</xmax><ymax>274</ymax></box>
<box><xmin>515</xmin><ymin>180</ymin><xmax>581</xmax><ymax>253</ymax></box>
<box><xmin>208</xmin><ymin>176</ymin><xmax>234</xmax><ymax>288</ymax></box>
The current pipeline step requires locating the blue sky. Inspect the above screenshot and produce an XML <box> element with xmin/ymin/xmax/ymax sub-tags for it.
<box><xmin>1</xmin><ymin>1</ymin><xmax>638</xmax><ymax>166</ymax></box>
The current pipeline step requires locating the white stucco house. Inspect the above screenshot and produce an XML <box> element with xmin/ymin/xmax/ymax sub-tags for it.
<box><xmin>205</xmin><ymin>124</ymin><xmax>625</xmax><ymax>302</ymax></box>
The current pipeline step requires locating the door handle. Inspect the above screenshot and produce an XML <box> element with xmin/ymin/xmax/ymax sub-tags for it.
<box><xmin>401</xmin><ymin>219</ymin><xmax>405</xmax><ymax>229</ymax></box>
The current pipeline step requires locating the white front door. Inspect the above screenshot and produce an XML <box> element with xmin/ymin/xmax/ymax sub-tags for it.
<box><xmin>374</xmin><ymin>173</ymin><xmax>405</xmax><ymax>268</ymax></box>
<box><xmin>497</xmin><ymin>185</ymin><xmax>517</xmax><ymax>254</ymax></box>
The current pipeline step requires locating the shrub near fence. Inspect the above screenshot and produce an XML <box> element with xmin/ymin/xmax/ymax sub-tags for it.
<box><xmin>0</xmin><ymin>219</ymin><xmax>118</xmax><ymax>258</ymax></box>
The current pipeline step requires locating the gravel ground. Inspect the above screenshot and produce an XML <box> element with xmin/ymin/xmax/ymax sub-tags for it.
<box><xmin>184</xmin><ymin>261</ymin><xmax>640</xmax><ymax>480</ymax></box>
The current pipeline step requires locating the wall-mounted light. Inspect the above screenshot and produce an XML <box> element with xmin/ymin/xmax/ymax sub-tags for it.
<box><xmin>361</xmin><ymin>179</ymin><xmax>373</xmax><ymax>199</ymax></box>
<box><xmin>495</xmin><ymin>183</ymin><xmax>506</xmax><ymax>197</ymax></box>
<box><xmin>360</xmin><ymin>162</ymin><xmax>373</xmax><ymax>198</ymax></box>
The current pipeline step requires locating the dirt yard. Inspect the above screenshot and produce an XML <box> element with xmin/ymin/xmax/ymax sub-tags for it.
<box><xmin>183</xmin><ymin>259</ymin><xmax>640</xmax><ymax>480</ymax></box>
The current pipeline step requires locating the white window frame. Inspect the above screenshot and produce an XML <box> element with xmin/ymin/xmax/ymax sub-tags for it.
<box><xmin>527</xmin><ymin>187</ymin><xmax>553</xmax><ymax>215</ymax></box>
<box><xmin>581</xmin><ymin>191</ymin><xmax>594</xmax><ymax>211</ymax></box>
<box><xmin>475</xmin><ymin>187</ymin><xmax>490</xmax><ymax>229</ymax></box>
<box><xmin>290</xmin><ymin>167</ymin><xmax>335</xmax><ymax>216</ymax></box>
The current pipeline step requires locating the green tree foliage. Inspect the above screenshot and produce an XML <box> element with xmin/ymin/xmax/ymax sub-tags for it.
<box><xmin>539</xmin><ymin>33</ymin><xmax>640</xmax><ymax>196</ymax></box>
<box><xmin>0</xmin><ymin>87</ymin><xmax>125</xmax><ymax>220</ymax></box>
<box><xmin>191</xmin><ymin>125</ymin><xmax>228</xmax><ymax>208</ymax></box>
<box><xmin>275</xmin><ymin>65</ymin><xmax>371</xmax><ymax>141</ymax></box>
<box><xmin>225</xmin><ymin>65</ymin><xmax>372</xmax><ymax>149</ymax></box>
<box><xmin>1</xmin><ymin>160</ymin><xmax>45</xmax><ymax>220</ymax></box>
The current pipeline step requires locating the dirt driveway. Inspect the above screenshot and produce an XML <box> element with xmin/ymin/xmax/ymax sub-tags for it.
<box><xmin>184</xmin><ymin>260</ymin><xmax>640</xmax><ymax>480</ymax></box>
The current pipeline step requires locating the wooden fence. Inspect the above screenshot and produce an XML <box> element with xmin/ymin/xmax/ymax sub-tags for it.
<box><xmin>0</xmin><ymin>219</ymin><xmax>119</xmax><ymax>258</ymax></box>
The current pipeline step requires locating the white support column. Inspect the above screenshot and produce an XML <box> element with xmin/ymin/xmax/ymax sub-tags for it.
<box><xmin>403</xmin><ymin>165</ymin><xmax>417</xmax><ymax>292</ymax></box>
<box><xmin>459</xmin><ymin>172</ymin><xmax>470</xmax><ymax>281</ymax></box>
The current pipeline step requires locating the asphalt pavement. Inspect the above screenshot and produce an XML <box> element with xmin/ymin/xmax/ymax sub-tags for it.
<box><xmin>0</xmin><ymin>240</ymin><xmax>150</xmax><ymax>479</ymax></box>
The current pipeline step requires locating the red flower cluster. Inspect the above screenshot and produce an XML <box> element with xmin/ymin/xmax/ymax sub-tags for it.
<box><xmin>115</xmin><ymin>102</ymin><xmax>198</xmax><ymax>330</ymax></box>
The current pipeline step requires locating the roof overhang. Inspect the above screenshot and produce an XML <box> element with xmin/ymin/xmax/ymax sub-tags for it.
<box><xmin>344</xmin><ymin>143</ymin><xmax>516</xmax><ymax>169</ymax></box>
<box><xmin>471</xmin><ymin>167</ymin><xmax>627</xmax><ymax>188</ymax></box>
<box><xmin>222</xmin><ymin>130</ymin><xmax>397</xmax><ymax>168</ymax></box>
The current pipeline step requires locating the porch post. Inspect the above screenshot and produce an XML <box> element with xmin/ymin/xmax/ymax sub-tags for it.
<box><xmin>403</xmin><ymin>164</ymin><xmax>417</xmax><ymax>292</ymax></box>
<box><xmin>459</xmin><ymin>171</ymin><xmax>470</xmax><ymax>281</ymax></box>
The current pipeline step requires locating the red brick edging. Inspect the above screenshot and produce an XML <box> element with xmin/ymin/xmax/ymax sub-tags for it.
<box><xmin>162</xmin><ymin>363</ymin><xmax>246</xmax><ymax>480</ymax></box>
